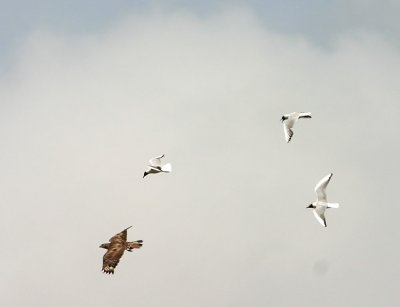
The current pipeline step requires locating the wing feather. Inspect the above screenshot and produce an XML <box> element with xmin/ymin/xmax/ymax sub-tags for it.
<box><xmin>109</xmin><ymin>226</ymin><xmax>131</xmax><ymax>243</ymax></box>
<box><xmin>298</xmin><ymin>112</ymin><xmax>312</xmax><ymax>119</ymax></box>
<box><xmin>283</xmin><ymin>122</ymin><xmax>294</xmax><ymax>143</ymax></box>
<box><xmin>149</xmin><ymin>154</ymin><xmax>164</xmax><ymax>167</ymax></box>
<box><xmin>313</xmin><ymin>207</ymin><xmax>327</xmax><ymax>227</ymax></box>
<box><xmin>102</xmin><ymin>243</ymin><xmax>126</xmax><ymax>274</ymax></box>
<box><xmin>314</xmin><ymin>173</ymin><xmax>333</xmax><ymax>202</ymax></box>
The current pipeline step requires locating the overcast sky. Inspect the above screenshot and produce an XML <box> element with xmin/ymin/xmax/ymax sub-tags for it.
<box><xmin>1</xmin><ymin>2</ymin><xmax>400</xmax><ymax>307</ymax></box>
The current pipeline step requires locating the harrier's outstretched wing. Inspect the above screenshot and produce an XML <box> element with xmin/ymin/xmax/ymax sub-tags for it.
<box><xmin>102</xmin><ymin>242</ymin><xmax>126</xmax><ymax>274</ymax></box>
<box><xmin>108</xmin><ymin>226</ymin><xmax>132</xmax><ymax>243</ymax></box>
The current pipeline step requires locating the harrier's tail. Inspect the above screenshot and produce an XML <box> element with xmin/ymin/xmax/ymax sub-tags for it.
<box><xmin>126</xmin><ymin>240</ymin><xmax>143</xmax><ymax>251</ymax></box>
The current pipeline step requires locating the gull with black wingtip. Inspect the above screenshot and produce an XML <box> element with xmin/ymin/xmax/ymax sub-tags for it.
<box><xmin>281</xmin><ymin>112</ymin><xmax>312</xmax><ymax>143</ymax></box>
<box><xmin>306</xmin><ymin>173</ymin><xmax>339</xmax><ymax>227</ymax></box>
<box><xmin>143</xmin><ymin>154</ymin><xmax>172</xmax><ymax>178</ymax></box>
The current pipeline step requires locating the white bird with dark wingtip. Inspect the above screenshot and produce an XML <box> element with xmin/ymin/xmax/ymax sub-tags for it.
<box><xmin>281</xmin><ymin>112</ymin><xmax>312</xmax><ymax>143</ymax></box>
<box><xmin>306</xmin><ymin>173</ymin><xmax>339</xmax><ymax>227</ymax></box>
<box><xmin>143</xmin><ymin>154</ymin><xmax>172</xmax><ymax>178</ymax></box>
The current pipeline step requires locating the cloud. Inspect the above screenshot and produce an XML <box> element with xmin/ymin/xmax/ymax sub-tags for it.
<box><xmin>1</xmin><ymin>8</ymin><xmax>399</xmax><ymax>307</ymax></box>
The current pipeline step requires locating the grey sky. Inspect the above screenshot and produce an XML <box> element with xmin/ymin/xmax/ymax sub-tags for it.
<box><xmin>1</xmin><ymin>2</ymin><xmax>400</xmax><ymax>307</ymax></box>
<box><xmin>2</xmin><ymin>0</ymin><xmax>400</xmax><ymax>72</ymax></box>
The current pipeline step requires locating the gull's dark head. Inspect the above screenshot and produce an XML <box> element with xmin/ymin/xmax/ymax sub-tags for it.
<box><xmin>143</xmin><ymin>172</ymin><xmax>148</xmax><ymax>178</ymax></box>
<box><xmin>306</xmin><ymin>204</ymin><xmax>314</xmax><ymax>209</ymax></box>
<box><xmin>281</xmin><ymin>115</ymin><xmax>287</xmax><ymax>122</ymax></box>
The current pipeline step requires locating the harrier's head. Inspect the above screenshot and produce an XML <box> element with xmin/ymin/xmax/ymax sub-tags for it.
<box><xmin>99</xmin><ymin>243</ymin><xmax>110</xmax><ymax>249</ymax></box>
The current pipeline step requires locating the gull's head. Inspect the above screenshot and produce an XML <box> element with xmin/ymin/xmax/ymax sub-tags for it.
<box><xmin>306</xmin><ymin>204</ymin><xmax>314</xmax><ymax>209</ymax></box>
<box><xmin>281</xmin><ymin>115</ymin><xmax>287</xmax><ymax>122</ymax></box>
<box><xmin>143</xmin><ymin>172</ymin><xmax>148</xmax><ymax>178</ymax></box>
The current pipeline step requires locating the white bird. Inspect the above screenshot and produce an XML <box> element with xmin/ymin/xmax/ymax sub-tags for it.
<box><xmin>143</xmin><ymin>154</ymin><xmax>172</xmax><ymax>178</ymax></box>
<box><xmin>281</xmin><ymin>112</ymin><xmax>312</xmax><ymax>143</ymax></box>
<box><xmin>306</xmin><ymin>173</ymin><xmax>339</xmax><ymax>227</ymax></box>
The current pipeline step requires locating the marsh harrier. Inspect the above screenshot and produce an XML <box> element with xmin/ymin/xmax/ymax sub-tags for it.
<box><xmin>99</xmin><ymin>226</ymin><xmax>143</xmax><ymax>274</ymax></box>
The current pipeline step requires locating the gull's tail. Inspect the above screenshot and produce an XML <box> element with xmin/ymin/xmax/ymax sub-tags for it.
<box><xmin>161</xmin><ymin>163</ymin><xmax>172</xmax><ymax>173</ymax></box>
<box><xmin>327</xmin><ymin>203</ymin><xmax>339</xmax><ymax>208</ymax></box>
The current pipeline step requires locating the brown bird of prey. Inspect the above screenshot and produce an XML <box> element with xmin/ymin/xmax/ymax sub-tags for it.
<box><xmin>99</xmin><ymin>226</ymin><xmax>143</xmax><ymax>274</ymax></box>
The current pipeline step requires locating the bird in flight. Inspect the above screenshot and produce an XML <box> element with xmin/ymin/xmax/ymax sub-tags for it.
<box><xmin>306</xmin><ymin>173</ymin><xmax>339</xmax><ymax>227</ymax></box>
<box><xmin>99</xmin><ymin>226</ymin><xmax>143</xmax><ymax>274</ymax></box>
<box><xmin>143</xmin><ymin>154</ymin><xmax>172</xmax><ymax>178</ymax></box>
<box><xmin>281</xmin><ymin>112</ymin><xmax>312</xmax><ymax>143</ymax></box>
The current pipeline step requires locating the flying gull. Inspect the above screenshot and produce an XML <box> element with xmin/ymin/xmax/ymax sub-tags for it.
<box><xmin>306</xmin><ymin>173</ymin><xmax>339</xmax><ymax>227</ymax></box>
<box><xmin>281</xmin><ymin>112</ymin><xmax>312</xmax><ymax>143</ymax></box>
<box><xmin>143</xmin><ymin>154</ymin><xmax>172</xmax><ymax>178</ymax></box>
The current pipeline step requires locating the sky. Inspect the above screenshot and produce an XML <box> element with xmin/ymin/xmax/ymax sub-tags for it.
<box><xmin>1</xmin><ymin>1</ymin><xmax>400</xmax><ymax>306</ymax></box>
